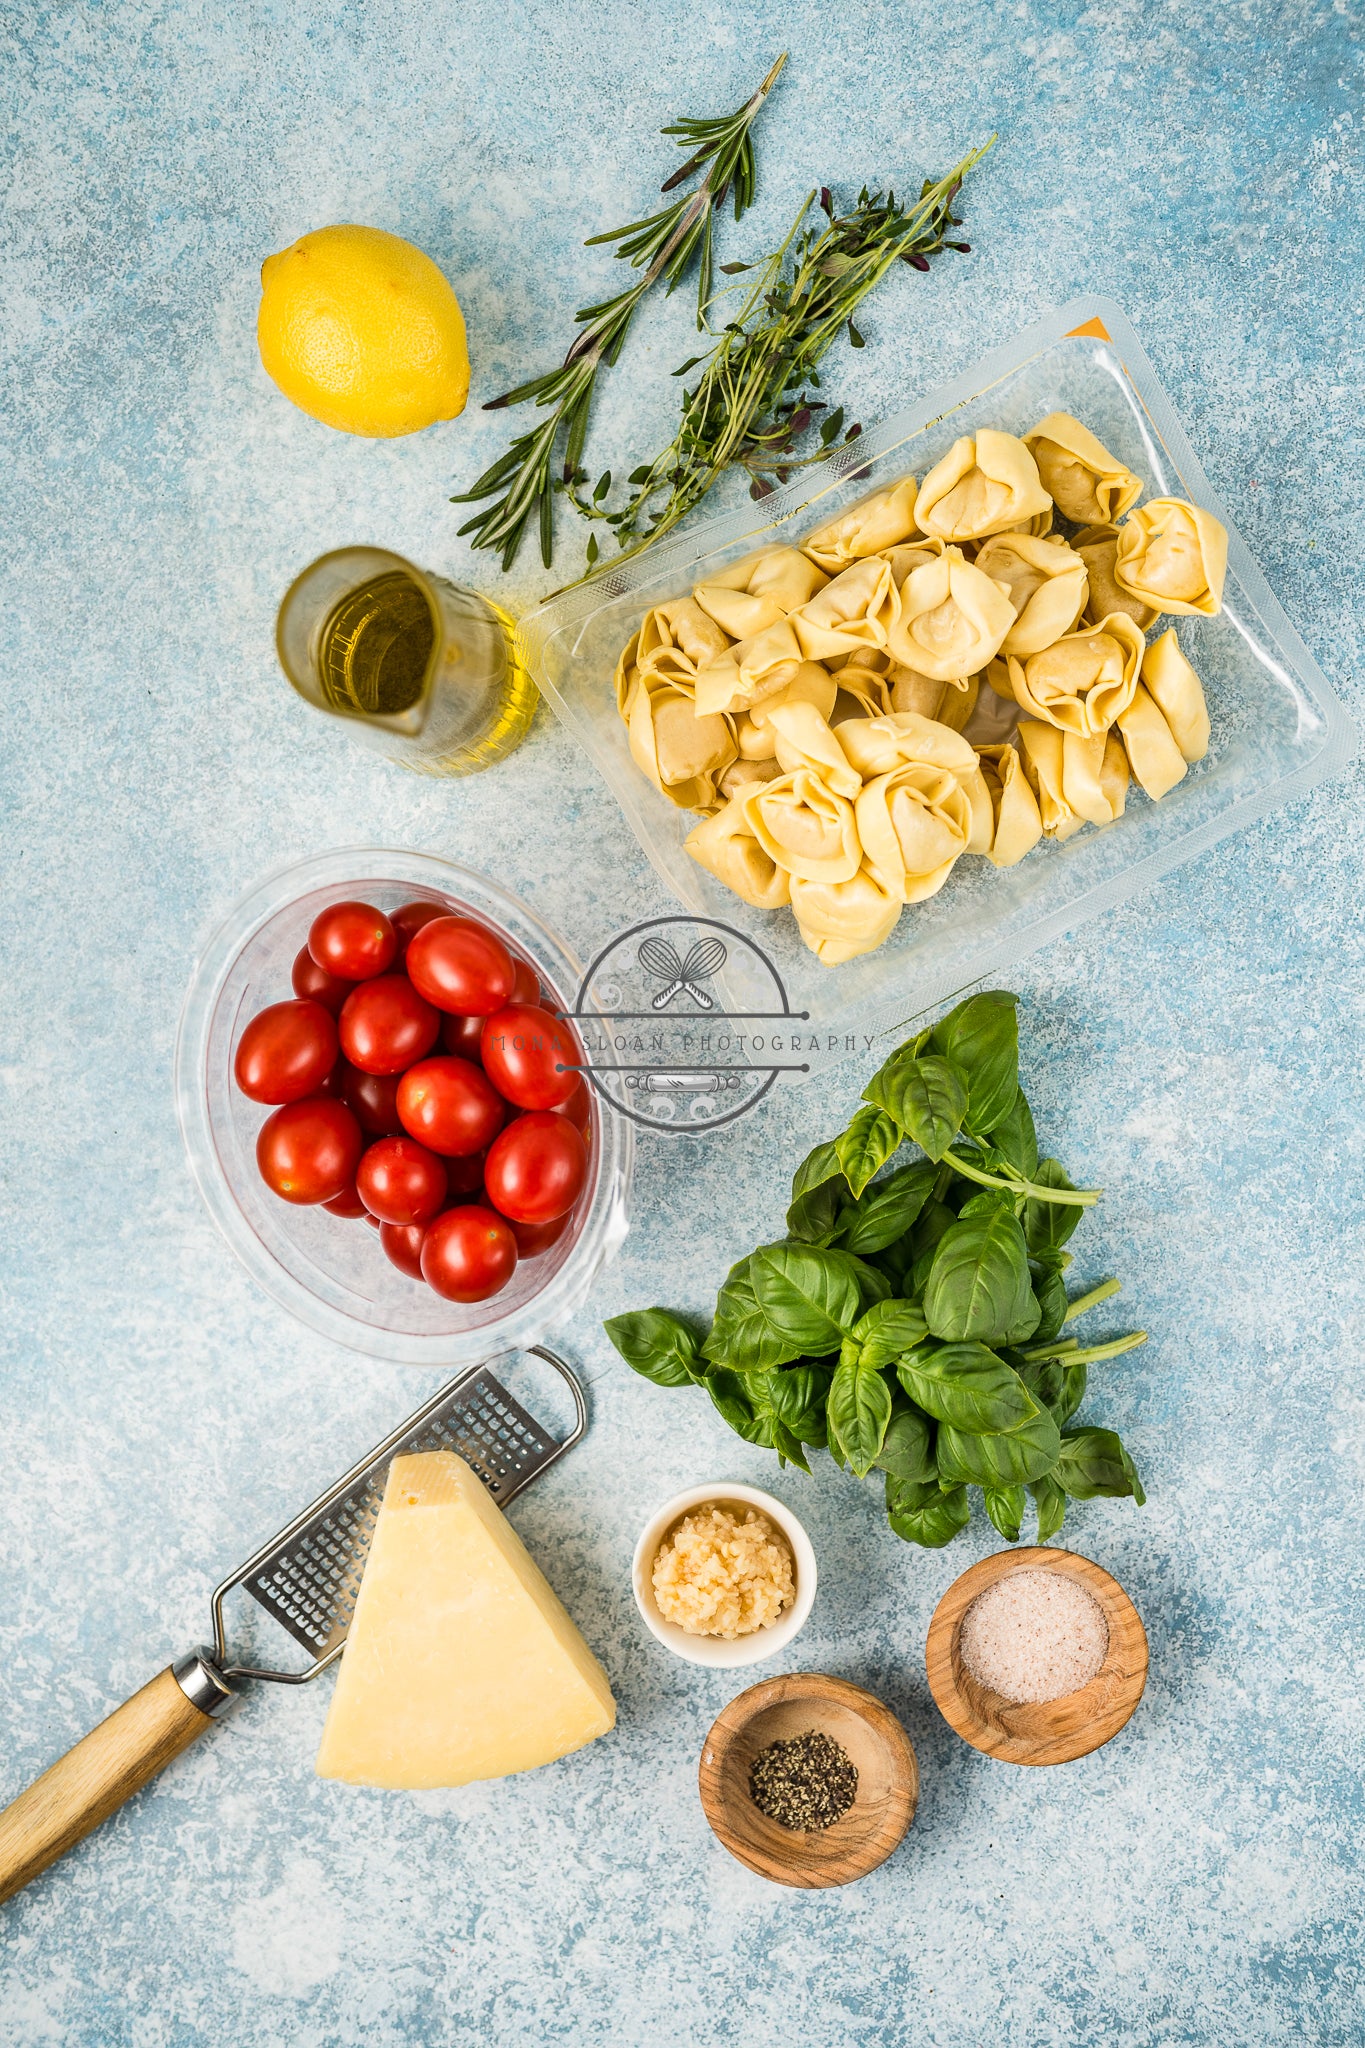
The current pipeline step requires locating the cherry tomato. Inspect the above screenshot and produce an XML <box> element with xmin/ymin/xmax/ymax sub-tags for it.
<box><xmin>483</xmin><ymin>1112</ymin><xmax>587</xmax><ymax>1224</ymax></box>
<box><xmin>509</xmin><ymin>1212</ymin><xmax>569</xmax><ymax>1259</ymax></box>
<box><xmin>550</xmin><ymin>1076</ymin><xmax>593</xmax><ymax>1134</ymax></box>
<box><xmin>356</xmin><ymin>1135</ymin><xmax>448</xmax><ymax>1226</ymax></box>
<box><xmin>406</xmin><ymin>917</ymin><xmax>515</xmax><ymax>1016</ymax></box>
<box><xmin>421</xmin><ymin>1205</ymin><xmax>518</xmax><ymax>1303</ymax></box>
<box><xmin>257</xmin><ymin>1097</ymin><xmax>362</xmax><ymax>1205</ymax></box>
<box><xmin>379</xmin><ymin>1219</ymin><xmax>428</xmax><ymax>1279</ymax></box>
<box><xmin>235</xmin><ymin>1000</ymin><xmax>338</xmax><ymax>1106</ymax></box>
<box><xmin>339</xmin><ymin>975</ymin><xmax>440</xmax><ymax>1076</ymax></box>
<box><xmin>338</xmin><ymin>1062</ymin><xmax>404</xmax><ymax>1137</ymax></box>
<box><xmin>390</xmin><ymin>900</ymin><xmax>445</xmax><ymax>962</ymax></box>
<box><xmin>442</xmin><ymin>1011</ymin><xmax>484</xmax><ymax>1061</ymax></box>
<box><xmin>323</xmin><ymin>1177</ymin><xmax>368</xmax><ymax>1219</ymax></box>
<box><xmin>397</xmin><ymin>1056</ymin><xmax>504</xmax><ymax>1157</ymax></box>
<box><xmin>480</xmin><ymin>1004</ymin><xmax>581</xmax><ymax>1110</ymax></box>
<box><xmin>443</xmin><ymin>1149</ymin><xmax>487</xmax><ymax>1197</ymax></box>
<box><xmin>308</xmin><ymin>901</ymin><xmax>397</xmax><ymax>982</ymax></box>
<box><xmin>291</xmin><ymin>945</ymin><xmax>354</xmax><ymax>1016</ymax></box>
<box><xmin>510</xmin><ymin>957</ymin><xmax>542</xmax><ymax>1005</ymax></box>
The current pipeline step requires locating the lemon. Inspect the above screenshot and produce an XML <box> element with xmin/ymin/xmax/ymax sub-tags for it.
<box><xmin>258</xmin><ymin>225</ymin><xmax>470</xmax><ymax>438</ymax></box>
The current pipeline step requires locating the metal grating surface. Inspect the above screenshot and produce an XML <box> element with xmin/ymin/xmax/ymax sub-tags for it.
<box><xmin>244</xmin><ymin>1370</ymin><xmax>557</xmax><ymax>1659</ymax></box>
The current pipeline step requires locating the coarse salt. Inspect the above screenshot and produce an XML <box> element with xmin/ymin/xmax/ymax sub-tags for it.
<box><xmin>959</xmin><ymin>1569</ymin><xmax>1108</xmax><ymax>1704</ymax></box>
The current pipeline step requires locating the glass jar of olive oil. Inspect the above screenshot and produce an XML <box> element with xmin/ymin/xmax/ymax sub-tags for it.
<box><xmin>276</xmin><ymin>546</ymin><xmax>537</xmax><ymax>775</ymax></box>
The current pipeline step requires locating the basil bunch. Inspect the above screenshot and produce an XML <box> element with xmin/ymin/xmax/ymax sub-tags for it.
<box><xmin>605</xmin><ymin>990</ymin><xmax>1147</xmax><ymax>1548</ymax></box>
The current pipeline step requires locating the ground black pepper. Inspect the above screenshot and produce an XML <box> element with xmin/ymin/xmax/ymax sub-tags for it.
<box><xmin>748</xmin><ymin>1729</ymin><xmax>858</xmax><ymax>1832</ymax></box>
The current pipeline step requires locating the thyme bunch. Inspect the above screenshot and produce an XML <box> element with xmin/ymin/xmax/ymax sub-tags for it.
<box><xmin>451</xmin><ymin>55</ymin><xmax>787</xmax><ymax>571</ymax></box>
<box><xmin>569</xmin><ymin>140</ymin><xmax>993</xmax><ymax>572</ymax></box>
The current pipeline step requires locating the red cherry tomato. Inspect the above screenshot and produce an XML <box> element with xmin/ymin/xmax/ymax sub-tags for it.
<box><xmin>550</xmin><ymin>1077</ymin><xmax>592</xmax><ymax>1134</ymax></box>
<box><xmin>379</xmin><ymin>1220</ymin><xmax>428</xmax><ymax>1279</ymax></box>
<box><xmin>356</xmin><ymin>1136</ymin><xmax>448</xmax><ymax>1226</ymax></box>
<box><xmin>509</xmin><ymin>1212</ymin><xmax>570</xmax><ymax>1258</ymax></box>
<box><xmin>339</xmin><ymin>975</ymin><xmax>439</xmax><ymax>1076</ymax></box>
<box><xmin>338</xmin><ymin>1062</ymin><xmax>404</xmax><ymax>1137</ymax></box>
<box><xmin>234</xmin><ymin>1000</ymin><xmax>338</xmax><ymax>1106</ymax></box>
<box><xmin>323</xmin><ymin>1177</ymin><xmax>368</xmax><ymax>1219</ymax></box>
<box><xmin>308</xmin><ymin>901</ymin><xmax>397</xmax><ymax>982</ymax></box>
<box><xmin>480</xmin><ymin>1004</ymin><xmax>581</xmax><ymax>1110</ymax></box>
<box><xmin>397</xmin><ymin>1056</ymin><xmax>504</xmax><ymax>1157</ymax></box>
<box><xmin>443</xmin><ymin>1149</ymin><xmax>487</xmax><ymax>1197</ymax></box>
<box><xmin>483</xmin><ymin>1112</ymin><xmax>587</xmax><ymax>1224</ymax></box>
<box><xmin>390</xmin><ymin>899</ymin><xmax>445</xmax><ymax>961</ymax></box>
<box><xmin>442</xmin><ymin>1011</ymin><xmax>484</xmax><ymax>1061</ymax></box>
<box><xmin>421</xmin><ymin>1205</ymin><xmax>518</xmax><ymax>1302</ymax></box>
<box><xmin>406</xmin><ymin>918</ymin><xmax>515</xmax><ymax>1016</ymax></box>
<box><xmin>257</xmin><ymin>1097</ymin><xmax>362</xmax><ymax>1205</ymax></box>
<box><xmin>291</xmin><ymin>945</ymin><xmax>354</xmax><ymax>1016</ymax></box>
<box><xmin>510</xmin><ymin>958</ymin><xmax>541</xmax><ymax>1005</ymax></box>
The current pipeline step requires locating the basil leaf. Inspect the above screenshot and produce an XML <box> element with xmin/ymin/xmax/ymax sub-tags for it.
<box><xmin>750</xmin><ymin>1242</ymin><xmax>863</xmax><ymax>1351</ymax></box>
<box><xmin>839</xmin><ymin>1158</ymin><xmax>938</xmax><ymax>1255</ymax></box>
<box><xmin>827</xmin><ymin>1358</ymin><xmax>893</xmax><ymax>1477</ymax></box>
<box><xmin>957</xmin><ymin>1187</ymin><xmax>1021</xmax><ymax>1220</ymax></box>
<box><xmin>875</xmin><ymin>1401</ymin><xmax>936</xmax><ymax>1483</ymax></box>
<box><xmin>1056</xmin><ymin>1361</ymin><xmax>1088</xmax><ymax>1427</ymax></box>
<box><xmin>833</xmin><ymin>1105</ymin><xmax>900</xmax><ymax>1197</ymax></box>
<box><xmin>864</xmin><ymin>1052</ymin><xmax>968</xmax><ymax>1162</ymax></box>
<box><xmin>707</xmin><ymin>1368</ymin><xmax>778</xmax><ymax>1447</ymax></box>
<box><xmin>895</xmin><ymin>1340</ymin><xmax>1039</xmax><ymax>1433</ymax></box>
<box><xmin>850</xmin><ymin>1253</ymin><xmax>893</xmax><ymax>1306</ymax></box>
<box><xmin>703</xmin><ymin>1256</ymin><xmax>803</xmax><ymax>1373</ymax></box>
<box><xmin>1024</xmin><ymin>1158</ymin><xmax>1084</xmax><ymax>1255</ymax></box>
<box><xmin>791</xmin><ymin>1139</ymin><xmax>843</xmax><ymax>1200</ymax></box>
<box><xmin>923</xmin><ymin>1205</ymin><xmax>1035</xmax><ymax>1344</ymax></box>
<box><xmin>928</xmin><ymin>990</ymin><xmax>1019</xmax><ymax>1138</ymax></box>
<box><xmin>768</xmin><ymin>1418</ymin><xmax>811</xmax><ymax>1473</ymax></box>
<box><xmin>786</xmin><ymin>1177</ymin><xmax>848</xmax><ymax>1246</ymax></box>
<box><xmin>868</xmin><ymin>1236</ymin><xmax>917</xmax><ymax>1293</ymax></box>
<box><xmin>1056</xmin><ymin>1427</ymin><xmax>1146</xmax><ymax>1504</ymax></box>
<box><xmin>850</xmin><ymin>1296</ymin><xmax>929</xmax><ymax>1367</ymax></box>
<box><xmin>766</xmin><ymin>1363</ymin><xmax>832</xmax><ymax>1446</ymax></box>
<box><xmin>984</xmin><ymin>1484</ymin><xmax>1026</xmax><ymax>1542</ymax></box>
<box><xmin>988</xmin><ymin>1085</ymin><xmax>1039</xmax><ymax>1179</ymax></box>
<box><xmin>1030</xmin><ymin>1475</ymin><xmax>1068</xmax><ymax>1542</ymax></box>
<box><xmin>603</xmin><ymin>1308</ymin><xmax>704</xmax><ymax>1388</ymax></box>
<box><xmin>936</xmin><ymin>1405</ymin><xmax>1062</xmax><ymax>1486</ymax></box>
<box><xmin>886</xmin><ymin>1477</ymin><xmax>971</xmax><ymax>1548</ymax></box>
<box><xmin>1016</xmin><ymin>1353</ymin><xmax>1066</xmax><ymax>1416</ymax></box>
<box><xmin>1030</xmin><ymin>1257</ymin><xmax>1069</xmax><ymax>1345</ymax></box>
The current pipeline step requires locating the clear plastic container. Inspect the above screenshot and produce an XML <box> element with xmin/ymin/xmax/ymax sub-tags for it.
<box><xmin>176</xmin><ymin>850</ymin><xmax>633</xmax><ymax>1364</ymax></box>
<box><xmin>519</xmin><ymin>297</ymin><xmax>1355</xmax><ymax>1077</ymax></box>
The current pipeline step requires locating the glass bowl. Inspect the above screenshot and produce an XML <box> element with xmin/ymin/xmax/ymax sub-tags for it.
<box><xmin>175</xmin><ymin>849</ymin><xmax>633</xmax><ymax>1364</ymax></box>
<box><xmin>519</xmin><ymin>295</ymin><xmax>1355</xmax><ymax>1077</ymax></box>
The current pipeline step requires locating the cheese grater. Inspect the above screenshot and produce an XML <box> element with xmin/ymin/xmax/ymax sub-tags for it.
<box><xmin>0</xmin><ymin>1348</ymin><xmax>586</xmax><ymax>1906</ymax></box>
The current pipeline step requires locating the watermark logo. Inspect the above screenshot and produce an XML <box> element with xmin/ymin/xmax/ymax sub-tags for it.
<box><xmin>562</xmin><ymin>915</ymin><xmax>811</xmax><ymax>1133</ymax></box>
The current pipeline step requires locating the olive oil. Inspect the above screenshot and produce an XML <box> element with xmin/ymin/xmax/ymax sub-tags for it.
<box><xmin>276</xmin><ymin>547</ymin><xmax>537</xmax><ymax>776</ymax></box>
<box><xmin>317</xmin><ymin>570</ymin><xmax>435</xmax><ymax>718</ymax></box>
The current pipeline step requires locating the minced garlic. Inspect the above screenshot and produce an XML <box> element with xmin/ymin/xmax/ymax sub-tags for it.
<box><xmin>651</xmin><ymin>1503</ymin><xmax>794</xmax><ymax>1639</ymax></box>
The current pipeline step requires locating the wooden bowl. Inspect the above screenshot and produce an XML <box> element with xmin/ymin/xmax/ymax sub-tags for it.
<box><xmin>925</xmin><ymin>1546</ymin><xmax>1148</xmax><ymax>1766</ymax></box>
<box><xmin>698</xmin><ymin>1672</ymin><xmax>917</xmax><ymax>1888</ymax></box>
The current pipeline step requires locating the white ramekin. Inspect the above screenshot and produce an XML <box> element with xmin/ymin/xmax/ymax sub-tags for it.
<box><xmin>631</xmin><ymin>1482</ymin><xmax>818</xmax><ymax>1669</ymax></box>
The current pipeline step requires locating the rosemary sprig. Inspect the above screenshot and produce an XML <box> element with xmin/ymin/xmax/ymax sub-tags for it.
<box><xmin>451</xmin><ymin>55</ymin><xmax>787</xmax><ymax>572</ymax></box>
<box><xmin>566</xmin><ymin>139</ymin><xmax>993</xmax><ymax>572</ymax></box>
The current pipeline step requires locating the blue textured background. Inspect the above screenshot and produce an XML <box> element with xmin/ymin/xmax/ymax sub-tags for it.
<box><xmin>2</xmin><ymin>4</ymin><xmax>1362</xmax><ymax>2043</ymax></box>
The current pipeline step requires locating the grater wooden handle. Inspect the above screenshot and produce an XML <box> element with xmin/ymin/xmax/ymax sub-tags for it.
<box><xmin>0</xmin><ymin>1666</ymin><xmax>212</xmax><ymax>1905</ymax></box>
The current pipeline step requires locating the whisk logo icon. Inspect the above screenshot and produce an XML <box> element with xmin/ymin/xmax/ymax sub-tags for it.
<box><xmin>564</xmin><ymin>915</ymin><xmax>808</xmax><ymax>1133</ymax></box>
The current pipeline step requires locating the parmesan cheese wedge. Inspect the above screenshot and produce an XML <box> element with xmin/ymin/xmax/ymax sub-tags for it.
<box><xmin>315</xmin><ymin>1450</ymin><xmax>615</xmax><ymax>1789</ymax></box>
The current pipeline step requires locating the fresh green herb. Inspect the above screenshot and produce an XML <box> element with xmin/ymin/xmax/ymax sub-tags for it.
<box><xmin>568</xmin><ymin>142</ymin><xmax>992</xmax><ymax>569</ymax></box>
<box><xmin>451</xmin><ymin>56</ymin><xmax>787</xmax><ymax>571</ymax></box>
<box><xmin>604</xmin><ymin>990</ymin><xmax>1147</xmax><ymax>1551</ymax></box>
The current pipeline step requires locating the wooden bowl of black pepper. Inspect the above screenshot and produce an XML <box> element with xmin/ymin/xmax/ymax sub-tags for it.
<box><xmin>698</xmin><ymin>1672</ymin><xmax>917</xmax><ymax>1888</ymax></box>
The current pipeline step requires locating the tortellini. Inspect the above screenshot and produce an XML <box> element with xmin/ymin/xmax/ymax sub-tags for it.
<box><xmin>1023</xmin><ymin>413</ymin><xmax>1143</xmax><ymax>526</ymax></box>
<box><xmin>802</xmin><ymin>480</ymin><xmax>920</xmax><ymax>572</ymax></box>
<box><xmin>1115</xmin><ymin>499</ymin><xmax>1228</xmax><ymax>616</ymax></box>
<box><xmin>915</xmin><ymin>430</ymin><xmax>1052</xmax><ymax>542</ymax></box>
<box><xmin>610</xmin><ymin>404</ymin><xmax>1224</xmax><ymax>964</ymax></box>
